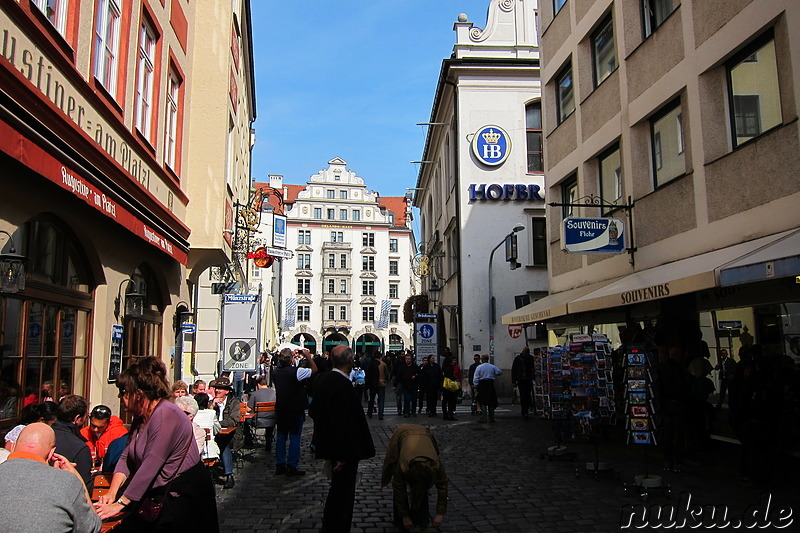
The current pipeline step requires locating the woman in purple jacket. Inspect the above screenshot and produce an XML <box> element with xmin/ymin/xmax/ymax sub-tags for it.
<box><xmin>94</xmin><ymin>357</ymin><xmax>218</xmax><ymax>532</ymax></box>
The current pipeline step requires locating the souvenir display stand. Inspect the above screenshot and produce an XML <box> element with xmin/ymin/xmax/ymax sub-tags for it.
<box><xmin>621</xmin><ymin>347</ymin><xmax>672</xmax><ymax>500</ymax></box>
<box><xmin>535</xmin><ymin>334</ymin><xmax>616</xmax><ymax>470</ymax></box>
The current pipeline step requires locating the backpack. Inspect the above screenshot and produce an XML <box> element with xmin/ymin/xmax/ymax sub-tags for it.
<box><xmin>353</xmin><ymin>368</ymin><xmax>365</xmax><ymax>386</ymax></box>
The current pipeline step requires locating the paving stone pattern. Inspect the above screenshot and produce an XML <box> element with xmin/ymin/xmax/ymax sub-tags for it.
<box><xmin>216</xmin><ymin>402</ymin><xmax>797</xmax><ymax>532</ymax></box>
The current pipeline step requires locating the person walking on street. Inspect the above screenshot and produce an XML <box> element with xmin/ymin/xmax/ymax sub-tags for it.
<box><xmin>364</xmin><ymin>352</ymin><xmax>380</xmax><ymax>419</ymax></box>
<box><xmin>309</xmin><ymin>345</ymin><xmax>375</xmax><ymax>532</ymax></box>
<box><xmin>374</xmin><ymin>353</ymin><xmax>389</xmax><ymax>420</ymax></box>
<box><xmin>394</xmin><ymin>355</ymin><xmax>420</xmax><ymax>418</ymax></box>
<box><xmin>273</xmin><ymin>347</ymin><xmax>317</xmax><ymax>476</ymax></box>
<box><xmin>441</xmin><ymin>357</ymin><xmax>459</xmax><ymax>421</ymax></box>
<box><xmin>511</xmin><ymin>347</ymin><xmax>535</xmax><ymax>420</ymax></box>
<box><xmin>467</xmin><ymin>354</ymin><xmax>481</xmax><ymax>416</ymax></box>
<box><xmin>473</xmin><ymin>354</ymin><xmax>502</xmax><ymax>423</ymax></box>
<box><xmin>421</xmin><ymin>355</ymin><xmax>443</xmax><ymax>417</ymax></box>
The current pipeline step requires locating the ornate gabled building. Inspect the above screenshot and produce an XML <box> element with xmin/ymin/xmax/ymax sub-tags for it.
<box><xmin>274</xmin><ymin>158</ymin><xmax>417</xmax><ymax>356</ymax></box>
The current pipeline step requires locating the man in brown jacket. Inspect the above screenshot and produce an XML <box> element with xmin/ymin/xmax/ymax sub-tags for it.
<box><xmin>381</xmin><ymin>424</ymin><xmax>448</xmax><ymax>531</ymax></box>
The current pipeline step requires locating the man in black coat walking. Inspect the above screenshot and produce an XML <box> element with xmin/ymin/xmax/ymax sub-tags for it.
<box><xmin>309</xmin><ymin>345</ymin><xmax>375</xmax><ymax>532</ymax></box>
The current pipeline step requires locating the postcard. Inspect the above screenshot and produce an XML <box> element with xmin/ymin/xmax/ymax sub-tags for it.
<box><xmin>631</xmin><ymin>405</ymin><xmax>649</xmax><ymax>417</ymax></box>
<box><xmin>630</xmin><ymin>418</ymin><xmax>650</xmax><ymax>431</ymax></box>
<box><xmin>627</xmin><ymin>379</ymin><xmax>647</xmax><ymax>391</ymax></box>
<box><xmin>629</xmin><ymin>392</ymin><xmax>648</xmax><ymax>405</ymax></box>
<box><xmin>632</xmin><ymin>431</ymin><xmax>652</xmax><ymax>445</ymax></box>
<box><xmin>627</xmin><ymin>352</ymin><xmax>646</xmax><ymax>366</ymax></box>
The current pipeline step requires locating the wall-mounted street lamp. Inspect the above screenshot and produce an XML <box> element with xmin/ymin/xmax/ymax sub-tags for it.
<box><xmin>488</xmin><ymin>223</ymin><xmax>526</xmax><ymax>359</ymax></box>
<box><xmin>114</xmin><ymin>278</ymin><xmax>145</xmax><ymax>321</ymax></box>
<box><xmin>0</xmin><ymin>230</ymin><xmax>26</xmax><ymax>294</ymax></box>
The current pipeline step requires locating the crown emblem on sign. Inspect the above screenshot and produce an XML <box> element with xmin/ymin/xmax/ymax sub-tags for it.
<box><xmin>482</xmin><ymin>129</ymin><xmax>501</xmax><ymax>144</ymax></box>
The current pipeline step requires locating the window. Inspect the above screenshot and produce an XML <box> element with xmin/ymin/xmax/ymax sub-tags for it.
<box><xmin>328</xmin><ymin>306</ymin><xmax>335</xmax><ymax>320</ymax></box>
<box><xmin>327</xmin><ymin>190</ymin><xmax>335</xmax><ymax>199</ymax></box>
<box><xmin>327</xmin><ymin>209</ymin><xmax>335</xmax><ymax>220</ymax></box>
<box><xmin>352</xmin><ymin>210</ymin><xmax>360</xmax><ymax>221</ymax></box>
<box><xmin>340</xmin><ymin>306</ymin><xmax>347</xmax><ymax>320</ymax></box>
<box><xmin>389</xmin><ymin>283</ymin><xmax>398</xmax><ymax>299</ymax></box>
<box><xmin>330</xmin><ymin>231</ymin><xmax>344</xmax><ymax>243</ymax></box>
<box><xmin>389</xmin><ymin>309</ymin><xmax>398</xmax><ymax>324</ymax></box>
<box><xmin>340</xmin><ymin>190</ymin><xmax>348</xmax><ymax>200</ymax></box>
<box><xmin>328</xmin><ymin>254</ymin><xmax>335</xmax><ymax>268</ymax></box>
<box><xmin>362</xmin><ymin>306</ymin><xmax>375</xmax><ymax>322</ymax></box>
<box><xmin>93</xmin><ymin>0</ymin><xmax>122</xmax><ymax>95</ymax></box>
<box><xmin>362</xmin><ymin>233</ymin><xmax>375</xmax><ymax>247</ymax></box>
<box><xmin>531</xmin><ymin>217</ymin><xmax>548</xmax><ymax>266</ymax></box>
<box><xmin>297</xmin><ymin>253</ymin><xmax>311</xmax><ymax>270</ymax></box>
<box><xmin>650</xmin><ymin>100</ymin><xmax>685</xmax><ymax>187</ymax></box>
<box><xmin>135</xmin><ymin>21</ymin><xmax>157</xmax><ymax>139</ymax></box>
<box><xmin>314</xmin><ymin>208</ymin><xmax>322</xmax><ymax>219</ymax></box>
<box><xmin>554</xmin><ymin>0</ymin><xmax>567</xmax><ymax>15</ymax></box>
<box><xmin>340</xmin><ymin>280</ymin><xmax>347</xmax><ymax>294</ymax></box>
<box><xmin>251</xmin><ymin>265</ymin><xmax>261</xmax><ymax>279</ymax></box>
<box><xmin>164</xmin><ymin>70</ymin><xmax>180</xmax><ymax>169</ymax></box>
<box><xmin>340</xmin><ymin>254</ymin><xmax>347</xmax><ymax>269</ymax></box>
<box><xmin>33</xmin><ymin>0</ymin><xmax>69</xmax><ymax>35</ymax></box>
<box><xmin>298</xmin><ymin>230</ymin><xmax>311</xmax><ymax>245</ymax></box>
<box><xmin>526</xmin><ymin>102</ymin><xmax>543</xmax><ymax>172</ymax></box>
<box><xmin>556</xmin><ymin>65</ymin><xmax>575</xmax><ymax>124</ymax></box>
<box><xmin>339</xmin><ymin>209</ymin><xmax>347</xmax><ymax>221</ymax></box>
<box><xmin>599</xmin><ymin>146</ymin><xmax>622</xmax><ymax>209</ymax></box>
<box><xmin>592</xmin><ymin>16</ymin><xmax>616</xmax><ymax>86</ymax></box>
<box><xmin>643</xmin><ymin>0</ymin><xmax>674</xmax><ymax>38</ymax></box>
<box><xmin>728</xmin><ymin>34</ymin><xmax>781</xmax><ymax>148</ymax></box>
<box><xmin>362</xmin><ymin>280</ymin><xmax>375</xmax><ymax>296</ymax></box>
<box><xmin>389</xmin><ymin>260</ymin><xmax>398</xmax><ymax>276</ymax></box>
<box><xmin>328</xmin><ymin>279</ymin><xmax>335</xmax><ymax>293</ymax></box>
<box><xmin>297</xmin><ymin>306</ymin><xmax>310</xmax><ymax>322</ymax></box>
<box><xmin>561</xmin><ymin>175</ymin><xmax>577</xmax><ymax>218</ymax></box>
<box><xmin>297</xmin><ymin>279</ymin><xmax>310</xmax><ymax>294</ymax></box>
<box><xmin>389</xmin><ymin>238</ymin><xmax>398</xmax><ymax>253</ymax></box>
<box><xmin>362</xmin><ymin>256</ymin><xmax>375</xmax><ymax>271</ymax></box>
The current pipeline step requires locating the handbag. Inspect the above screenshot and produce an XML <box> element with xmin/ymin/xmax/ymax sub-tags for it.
<box><xmin>135</xmin><ymin>439</ymin><xmax>193</xmax><ymax>523</ymax></box>
<box><xmin>443</xmin><ymin>377</ymin><xmax>460</xmax><ymax>392</ymax></box>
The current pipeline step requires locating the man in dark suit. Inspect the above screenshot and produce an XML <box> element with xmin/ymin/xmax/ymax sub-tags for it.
<box><xmin>309</xmin><ymin>345</ymin><xmax>375</xmax><ymax>532</ymax></box>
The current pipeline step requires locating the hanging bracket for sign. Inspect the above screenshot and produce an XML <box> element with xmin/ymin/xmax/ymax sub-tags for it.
<box><xmin>549</xmin><ymin>195</ymin><xmax>637</xmax><ymax>266</ymax></box>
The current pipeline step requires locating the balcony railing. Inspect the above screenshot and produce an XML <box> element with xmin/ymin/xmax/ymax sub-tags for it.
<box><xmin>322</xmin><ymin>241</ymin><xmax>352</xmax><ymax>250</ymax></box>
<box><xmin>321</xmin><ymin>292</ymin><xmax>352</xmax><ymax>302</ymax></box>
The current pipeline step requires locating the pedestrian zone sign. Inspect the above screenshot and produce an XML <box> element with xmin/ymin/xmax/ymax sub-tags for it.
<box><xmin>223</xmin><ymin>338</ymin><xmax>257</xmax><ymax>371</ymax></box>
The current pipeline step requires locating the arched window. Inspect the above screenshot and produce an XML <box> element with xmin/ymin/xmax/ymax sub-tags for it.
<box><xmin>0</xmin><ymin>216</ymin><xmax>94</xmax><ymax>424</ymax></box>
<box><xmin>121</xmin><ymin>264</ymin><xmax>164</xmax><ymax>372</ymax></box>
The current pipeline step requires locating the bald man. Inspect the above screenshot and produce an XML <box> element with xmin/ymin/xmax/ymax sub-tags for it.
<box><xmin>0</xmin><ymin>423</ymin><xmax>101</xmax><ymax>533</ymax></box>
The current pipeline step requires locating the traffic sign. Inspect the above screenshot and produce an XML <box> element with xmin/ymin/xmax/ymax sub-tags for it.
<box><xmin>223</xmin><ymin>338</ymin><xmax>257</xmax><ymax>371</ymax></box>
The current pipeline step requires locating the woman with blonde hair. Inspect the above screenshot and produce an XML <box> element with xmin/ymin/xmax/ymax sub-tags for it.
<box><xmin>94</xmin><ymin>357</ymin><xmax>218</xmax><ymax>531</ymax></box>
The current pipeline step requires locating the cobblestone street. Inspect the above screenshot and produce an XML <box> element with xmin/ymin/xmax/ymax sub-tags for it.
<box><xmin>216</xmin><ymin>401</ymin><xmax>797</xmax><ymax>532</ymax></box>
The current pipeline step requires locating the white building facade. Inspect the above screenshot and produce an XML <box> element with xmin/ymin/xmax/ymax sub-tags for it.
<box><xmin>413</xmin><ymin>0</ymin><xmax>548</xmax><ymax>393</ymax></box>
<box><xmin>278</xmin><ymin>159</ymin><xmax>416</xmax><ymax>356</ymax></box>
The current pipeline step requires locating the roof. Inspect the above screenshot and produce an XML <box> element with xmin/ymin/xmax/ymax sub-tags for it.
<box><xmin>380</xmin><ymin>196</ymin><xmax>409</xmax><ymax>228</ymax></box>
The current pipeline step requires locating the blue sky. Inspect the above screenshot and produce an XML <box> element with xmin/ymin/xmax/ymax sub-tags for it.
<box><xmin>250</xmin><ymin>1</ymin><xmax>491</xmax><ymax>197</ymax></box>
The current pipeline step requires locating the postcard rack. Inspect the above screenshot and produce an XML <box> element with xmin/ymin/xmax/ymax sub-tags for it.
<box><xmin>621</xmin><ymin>347</ymin><xmax>671</xmax><ymax>500</ymax></box>
<box><xmin>536</xmin><ymin>334</ymin><xmax>616</xmax><ymax>468</ymax></box>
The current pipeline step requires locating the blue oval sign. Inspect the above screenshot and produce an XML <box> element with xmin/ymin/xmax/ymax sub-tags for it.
<box><xmin>471</xmin><ymin>125</ymin><xmax>511</xmax><ymax>166</ymax></box>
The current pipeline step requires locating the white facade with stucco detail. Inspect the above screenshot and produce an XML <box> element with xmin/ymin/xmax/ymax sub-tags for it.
<box><xmin>413</xmin><ymin>0</ymin><xmax>548</xmax><ymax>394</ymax></box>
<box><xmin>276</xmin><ymin>159</ymin><xmax>416</xmax><ymax>356</ymax></box>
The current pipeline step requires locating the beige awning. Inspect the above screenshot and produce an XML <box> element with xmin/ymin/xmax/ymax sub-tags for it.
<box><xmin>501</xmin><ymin>278</ymin><xmax>619</xmax><ymax>324</ymax></box>
<box><xmin>568</xmin><ymin>232</ymin><xmax>790</xmax><ymax>314</ymax></box>
<box><xmin>718</xmin><ymin>229</ymin><xmax>800</xmax><ymax>286</ymax></box>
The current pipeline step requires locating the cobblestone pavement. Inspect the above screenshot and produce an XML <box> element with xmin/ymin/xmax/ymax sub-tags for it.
<box><xmin>216</xmin><ymin>401</ymin><xmax>798</xmax><ymax>532</ymax></box>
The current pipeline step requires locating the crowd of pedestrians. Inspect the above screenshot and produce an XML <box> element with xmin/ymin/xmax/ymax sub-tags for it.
<box><xmin>0</xmin><ymin>346</ymin><xmax>480</xmax><ymax>532</ymax></box>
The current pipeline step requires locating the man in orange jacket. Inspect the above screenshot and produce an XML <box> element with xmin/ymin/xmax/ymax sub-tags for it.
<box><xmin>79</xmin><ymin>405</ymin><xmax>127</xmax><ymax>467</ymax></box>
